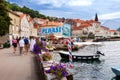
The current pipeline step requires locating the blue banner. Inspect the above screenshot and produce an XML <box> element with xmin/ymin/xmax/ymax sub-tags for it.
<box><xmin>41</xmin><ymin>27</ymin><xmax>62</xmax><ymax>34</ymax></box>
<box><xmin>62</xmin><ymin>24</ymin><xmax>71</xmax><ymax>37</ymax></box>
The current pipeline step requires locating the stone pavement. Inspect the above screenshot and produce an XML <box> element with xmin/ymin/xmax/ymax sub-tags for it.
<box><xmin>0</xmin><ymin>47</ymin><xmax>40</xmax><ymax>80</ymax></box>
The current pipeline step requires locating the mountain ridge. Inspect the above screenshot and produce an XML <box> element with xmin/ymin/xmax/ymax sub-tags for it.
<box><xmin>101</xmin><ymin>18</ymin><xmax>120</xmax><ymax>30</ymax></box>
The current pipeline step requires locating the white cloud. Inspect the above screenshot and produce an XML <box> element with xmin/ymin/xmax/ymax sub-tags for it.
<box><xmin>31</xmin><ymin>0</ymin><xmax>93</xmax><ymax>7</ymax></box>
<box><xmin>40</xmin><ymin>10</ymin><xmax>81</xmax><ymax>18</ymax></box>
<box><xmin>40</xmin><ymin>10</ymin><xmax>71</xmax><ymax>18</ymax></box>
<box><xmin>99</xmin><ymin>12</ymin><xmax>120</xmax><ymax>20</ymax></box>
<box><xmin>111</xmin><ymin>0</ymin><xmax>120</xmax><ymax>2</ymax></box>
<box><xmin>30</xmin><ymin>0</ymin><xmax>66</xmax><ymax>7</ymax></box>
<box><xmin>67</xmin><ymin>0</ymin><xmax>93</xmax><ymax>6</ymax></box>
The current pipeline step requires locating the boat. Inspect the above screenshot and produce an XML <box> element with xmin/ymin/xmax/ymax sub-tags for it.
<box><xmin>58</xmin><ymin>42</ymin><xmax>104</xmax><ymax>61</ymax></box>
<box><xmin>73</xmin><ymin>42</ymin><xmax>103</xmax><ymax>46</ymax></box>
<box><xmin>59</xmin><ymin>51</ymin><xmax>104</xmax><ymax>60</ymax></box>
<box><xmin>111</xmin><ymin>67</ymin><xmax>120</xmax><ymax>76</ymax></box>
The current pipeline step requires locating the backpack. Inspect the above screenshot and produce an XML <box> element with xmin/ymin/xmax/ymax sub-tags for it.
<box><xmin>24</xmin><ymin>38</ymin><xmax>29</xmax><ymax>44</ymax></box>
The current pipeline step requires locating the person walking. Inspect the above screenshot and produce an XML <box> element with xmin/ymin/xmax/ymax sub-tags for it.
<box><xmin>19</xmin><ymin>37</ymin><xmax>25</xmax><ymax>55</ymax></box>
<box><xmin>24</xmin><ymin>37</ymin><xmax>30</xmax><ymax>54</ymax></box>
<box><xmin>16</xmin><ymin>36</ymin><xmax>20</xmax><ymax>44</ymax></box>
<box><xmin>12</xmin><ymin>37</ymin><xmax>17</xmax><ymax>53</ymax></box>
<box><xmin>30</xmin><ymin>37</ymin><xmax>36</xmax><ymax>52</ymax></box>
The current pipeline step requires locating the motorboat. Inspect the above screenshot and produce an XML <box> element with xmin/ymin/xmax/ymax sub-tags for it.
<box><xmin>111</xmin><ymin>67</ymin><xmax>120</xmax><ymax>76</ymax></box>
<box><xmin>58</xmin><ymin>51</ymin><xmax>101</xmax><ymax>60</ymax></box>
<box><xmin>58</xmin><ymin>42</ymin><xmax>104</xmax><ymax>61</ymax></box>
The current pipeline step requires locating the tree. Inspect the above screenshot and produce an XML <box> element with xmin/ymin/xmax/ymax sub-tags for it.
<box><xmin>114</xmin><ymin>32</ymin><xmax>117</xmax><ymax>35</ymax></box>
<box><xmin>88</xmin><ymin>32</ymin><xmax>95</xmax><ymax>39</ymax></box>
<box><xmin>7</xmin><ymin>2</ymin><xmax>51</xmax><ymax>20</ymax></box>
<box><xmin>10</xmin><ymin>3</ymin><xmax>21</xmax><ymax>11</ymax></box>
<box><xmin>0</xmin><ymin>0</ymin><xmax>11</xmax><ymax>36</ymax></box>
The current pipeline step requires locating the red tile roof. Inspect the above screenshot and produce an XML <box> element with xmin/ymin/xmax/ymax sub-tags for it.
<box><xmin>72</xmin><ymin>19</ymin><xmax>85</xmax><ymax>23</ymax></box>
<box><xmin>109</xmin><ymin>30</ymin><xmax>116</xmax><ymax>32</ymax></box>
<box><xmin>86</xmin><ymin>19</ymin><xmax>100</xmax><ymax>24</ymax></box>
<box><xmin>34</xmin><ymin>23</ymin><xmax>39</xmax><ymax>28</ymax></box>
<box><xmin>72</xmin><ymin>26</ymin><xmax>82</xmax><ymax>30</ymax></box>
<box><xmin>101</xmin><ymin>26</ymin><xmax>109</xmax><ymax>30</ymax></box>
<box><xmin>28</xmin><ymin>18</ymin><xmax>33</xmax><ymax>22</ymax></box>
<box><xmin>42</xmin><ymin>21</ymin><xmax>63</xmax><ymax>27</ymax></box>
<box><xmin>18</xmin><ymin>14</ymin><xmax>25</xmax><ymax>20</ymax></box>
<box><xmin>72</xmin><ymin>21</ymin><xmax>92</xmax><ymax>31</ymax></box>
<box><xmin>8</xmin><ymin>10</ymin><xmax>20</xmax><ymax>17</ymax></box>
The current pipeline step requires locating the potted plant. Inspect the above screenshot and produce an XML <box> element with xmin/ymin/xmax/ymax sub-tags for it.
<box><xmin>42</xmin><ymin>52</ymin><xmax>52</xmax><ymax>61</ymax></box>
<box><xmin>45</xmin><ymin>63</ymin><xmax>68</xmax><ymax>80</ymax></box>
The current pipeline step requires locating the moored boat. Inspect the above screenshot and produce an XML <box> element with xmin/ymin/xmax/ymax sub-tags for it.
<box><xmin>58</xmin><ymin>51</ymin><xmax>100</xmax><ymax>60</ymax></box>
<box><xmin>111</xmin><ymin>67</ymin><xmax>120</xmax><ymax>76</ymax></box>
<box><xmin>58</xmin><ymin>42</ymin><xmax>104</xmax><ymax>61</ymax></box>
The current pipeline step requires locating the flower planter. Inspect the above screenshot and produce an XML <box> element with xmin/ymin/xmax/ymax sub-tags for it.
<box><xmin>45</xmin><ymin>63</ymin><xmax>68</xmax><ymax>80</ymax></box>
<box><xmin>46</xmin><ymin>73</ymin><xmax>67</xmax><ymax>80</ymax></box>
<box><xmin>52</xmin><ymin>77</ymin><xmax>67</xmax><ymax>80</ymax></box>
<box><xmin>66</xmin><ymin>74</ymin><xmax>73</xmax><ymax>80</ymax></box>
<box><xmin>61</xmin><ymin>77</ymin><xmax>67</xmax><ymax>80</ymax></box>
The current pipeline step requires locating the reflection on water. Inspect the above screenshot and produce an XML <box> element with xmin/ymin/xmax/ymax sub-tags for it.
<box><xmin>60</xmin><ymin>58</ymin><xmax>102</xmax><ymax>64</ymax></box>
<box><xmin>53</xmin><ymin>41</ymin><xmax>120</xmax><ymax>80</ymax></box>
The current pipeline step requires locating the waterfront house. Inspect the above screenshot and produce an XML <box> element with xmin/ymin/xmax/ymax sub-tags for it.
<box><xmin>109</xmin><ymin>30</ymin><xmax>120</xmax><ymax>37</ymax></box>
<box><xmin>8</xmin><ymin>10</ymin><xmax>20</xmax><ymax>44</ymax></box>
<box><xmin>28</xmin><ymin>17</ymin><xmax>37</xmax><ymax>37</ymax></box>
<box><xmin>33</xmin><ymin>18</ymin><xmax>46</xmax><ymax>37</ymax></box>
<box><xmin>8</xmin><ymin>10</ymin><xmax>20</xmax><ymax>38</ymax></box>
<box><xmin>72</xmin><ymin>21</ymin><xmax>92</xmax><ymax>38</ymax></box>
<box><xmin>100</xmin><ymin>26</ymin><xmax>110</xmax><ymax>38</ymax></box>
<box><xmin>72</xmin><ymin>13</ymin><xmax>112</xmax><ymax>39</ymax></box>
<box><xmin>16</xmin><ymin>12</ymin><xmax>30</xmax><ymax>37</ymax></box>
<box><xmin>71</xmin><ymin>19</ymin><xmax>101</xmax><ymax>38</ymax></box>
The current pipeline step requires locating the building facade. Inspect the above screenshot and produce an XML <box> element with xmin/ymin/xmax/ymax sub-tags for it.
<box><xmin>8</xmin><ymin>10</ymin><xmax>20</xmax><ymax>38</ymax></box>
<box><xmin>18</xmin><ymin>13</ymin><xmax>30</xmax><ymax>37</ymax></box>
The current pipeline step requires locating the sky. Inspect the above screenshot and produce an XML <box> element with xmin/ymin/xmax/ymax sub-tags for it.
<box><xmin>8</xmin><ymin>0</ymin><xmax>120</xmax><ymax>29</ymax></box>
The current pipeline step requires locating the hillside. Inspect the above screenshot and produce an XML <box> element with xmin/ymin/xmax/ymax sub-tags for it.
<box><xmin>7</xmin><ymin>2</ymin><xmax>56</xmax><ymax>21</ymax></box>
<box><xmin>101</xmin><ymin>18</ymin><xmax>120</xmax><ymax>30</ymax></box>
<box><xmin>117</xmin><ymin>27</ymin><xmax>120</xmax><ymax>31</ymax></box>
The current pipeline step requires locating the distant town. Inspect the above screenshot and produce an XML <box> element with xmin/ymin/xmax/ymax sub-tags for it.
<box><xmin>0</xmin><ymin>9</ymin><xmax>120</xmax><ymax>48</ymax></box>
<box><xmin>8</xmin><ymin>10</ymin><xmax>120</xmax><ymax>39</ymax></box>
<box><xmin>1</xmin><ymin>1</ymin><xmax>120</xmax><ymax>80</ymax></box>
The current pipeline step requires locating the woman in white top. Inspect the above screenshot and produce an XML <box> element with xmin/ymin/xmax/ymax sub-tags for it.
<box><xmin>19</xmin><ymin>37</ymin><xmax>25</xmax><ymax>55</ymax></box>
<box><xmin>30</xmin><ymin>37</ymin><xmax>36</xmax><ymax>52</ymax></box>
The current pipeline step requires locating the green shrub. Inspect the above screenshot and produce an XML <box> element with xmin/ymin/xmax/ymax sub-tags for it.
<box><xmin>3</xmin><ymin>42</ymin><xmax>8</xmax><ymax>48</ymax></box>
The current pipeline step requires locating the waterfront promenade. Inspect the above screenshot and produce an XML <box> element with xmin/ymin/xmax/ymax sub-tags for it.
<box><xmin>0</xmin><ymin>47</ymin><xmax>40</xmax><ymax>80</ymax></box>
